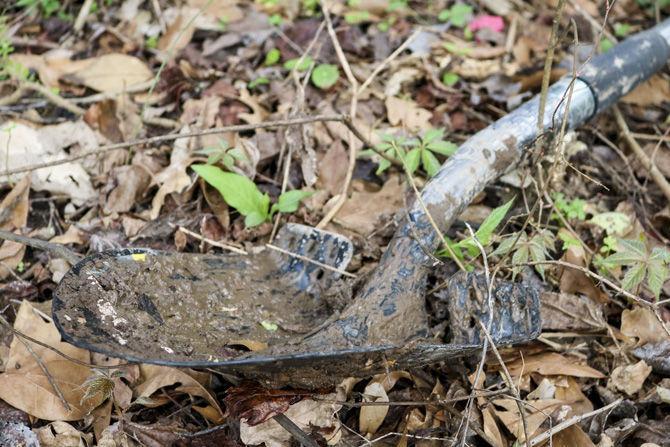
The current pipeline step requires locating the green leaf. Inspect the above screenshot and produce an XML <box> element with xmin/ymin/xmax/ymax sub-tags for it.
<box><xmin>446</xmin><ymin>3</ymin><xmax>473</xmax><ymax>27</ymax></box>
<box><xmin>647</xmin><ymin>260</ymin><xmax>669</xmax><ymax>299</ymax></box>
<box><xmin>443</xmin><ymin>42</ymin><xmax>471</xmax><ymax>56</ymax></box>
<box><xmin>427</xmin><ymin>140</ymin><xmax>458</xmax><ymax>156</ymax></box>
<box><xmin>442</xmin><ymin>72</ymin><xmax>459</xmax><ymax>86</ymax></box>
<box><xmin>269</xmin><ymin>13</ymin><xmax>283</xmax><ymax>26</ymax></box>
<box><xmin>283</xmin><ymin>56</ymin><xmax>313</xmax><ymax>71</ymax></box>
<box><xmin>614</xmin><ymin>23</ymin><xmax>631</xmax><ymax>37</ymax></box>
<box><xmin>404</xmin><ymin>148</ymin><xmax>421</xmax><ymax>174</ymax></box>
<box><xmin>375</xmin><ymin>157</ymin><xmax>391</xmax><ymax>175</ymax></box>
<box><xmin>590</xmin><ymin>212</ymin><xmax>630</xmax><ymax>235</ymax></box>
<box><xmin>311</xmin><ymin>64</ymin><xmax>340</xmax><ymax>89</ymax></box>
<box><xmin>345</xmin><ymin>10</ymin><xmax>370</xmax><ymax>24</ymax></box>
<box><xmin>248</xmin><ymin>76</ymin><xmax>269</xmax><ymax>89</ymax></box>
<box><xmin>260</xmin><ymin>320</ymin><xmax>278</xmax><ymax>331</ymax></box>
<box><xmin>271</xmin><ymin>189</ymin><xmax>314</xmax><ymax>215</ymax></box>
<box><xmin>421</xmin><ymin>149</ymin><xmax>441</xmax><ymax>177</ymax></box>
<box><xmin>422</xmin><ymin>128</ymin><xmax>444</xmax><ymax>144</ymax></box>
<box><xmin>264</xmin><ymin>48</ymin><xmax>281</xmax><ymax>65</ymax></box>
<box><xmin>600</xmin><ymin>38</ymin><xmax>614</xmax><ymax>53</ymax></box>
<box><xmin>192</xmin><ymin>165</ymin><xmax>269</xmax><ymax>227</ymax></box>
<box><xmin>475</xmin><ymin>198</ymin><xmax>514</xmax><ymax>246</ymax></box>
<box><xmin>621</xmin><ymin>261</ymin><xmax>645</xmax><ymax>292</ymax></box>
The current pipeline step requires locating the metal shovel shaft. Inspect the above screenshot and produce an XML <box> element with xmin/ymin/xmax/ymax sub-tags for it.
<box><xmin>309</xmin><ymin>18</ymin><xmax>670</xmax><ymax>349</ymax></box>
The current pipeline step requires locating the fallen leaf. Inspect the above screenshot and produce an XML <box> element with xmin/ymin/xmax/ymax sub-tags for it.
<box><xmin>0</xmin><ymin>122</ymin><xmax>97</xmax><ymax>205</ymax></box>
<box><xmin>540</xmin><ymin>291</ymin><xmax>605</xmax><ymax>331</ymax></box>
<box><xmin>50</xmin><ymin>225</ymin><xmax>87</xmax><ymax>246</ymax></box>
<box><xmin>104</xmin><ymin>165</ymin><xmax>151</xmax><ymax>214</ymax></box>
<box><xmin>622</xmin><ymin>75</ymin><xmax>670</xmax><ymax>106</ymax></box>
<box><xmin>552</xmin><ymin>425</ymin><xmax>596</xmax><ymax>447</ymax></box>
<box><xmin>62</xmin><ymin>53</ymin><xmax>153</xmax><ymax>93</ymax></box>
<box><xmin>385</xmin><ymin>96</ymin><xmax>432</xmax><ymax>131</ymax></box>
<box><xmin>0</xmin><ymin>175</ymin><xmax>30</xmax><ymax>280</ymax></box>
<box><xmin>609</xmin><ymin>360</ymin><xmax>652</xmax><ymax>396</ymax></box>
<box><xmin>318</xmin><ymin>140</ymin><xmax>349</xmax><ymax>195</ymax></box>
<box><xmin>150</xmin><ymin>127</ymin><xmax>194</xmax><ymax>219</ymax></box>
<box><xmin>621</xmin><ymin>306</ymin><xmax>670</xmax><ymax>346</ymax></box>
<box><xmin>35</xmin><ymin>421</ymin><xmax>93</xmax><ymax>447</ymax></box>
<box><xmin>558</xmin><ymin>242</ymin><xmax>609</xmax><ymax>304</ymax></box>
<box><xmin>0</xmin><ymin>301</ymin><xmax>94</xmax><ymax>421</ymax></box>
<box><xmin>134</xmin><ymin>364</ymin><xmax>224</xmax><ymax>422</ymax></box>
<box><xmin>224</xmin><ymin>381</ymin><xmax>312</xmax><ymax>426</ymax></box>
<box><xmin>505</xmin><ymin>352</ymin><xmax>605</xmax><ymax>379</ymax></box>
<box><xmin>240</xmin><ymin>393</ymin><xmax>342</xmax><ymax>447</ymax></box>
<box><xmin>359</xmin><ymin>371</ymin><xmax>411</xmax><ymax>436</ymax></box>
<box><xmin>492</xmin><ymin>398</ymin><xmax>563</xmax><ymax>442</ymax></box>
<box><xmin>335</xmin><ymin>174</ymin><xmax>404</xmax><ymax>236</ymax></box>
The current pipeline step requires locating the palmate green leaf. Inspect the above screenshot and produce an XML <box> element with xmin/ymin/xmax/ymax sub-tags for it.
<box><xmin>422</xmin><ymin>128</ymin><xmax>444</xmax><ymax>144</ymax></box>
<box><xmin>590</xmin><ymin>212</ymin><xmax>631</xmax><ymax>236</ymax></box>
<box><xmin>427</xmin><ymin>140</ymin><xmax>458</xmax><ymax>156</ymax></box>
<box><xmin>603</xmin><ymin>238</ymin><xmax>646</xmax><ymax>266</ymax></box>
<box><xmin>404</xmin><ymin>148</ymin><xmax>421</xmax><ymax>174</ymax></box>
<box><xmin>475</xmin><ymin>198</ymin><xmax>514</xmax><ymax>246</ymax></box>
<box><xmin>271</xmin><ymin>189</ymin><xmax>314</xmax><ymax>216</ymax></box>
<box><xmin>621</xmin><ymin>262</ymin><xmax>646</xmax><ymax>292</ymax></box>
<box><xmin>421</xmin><ymin>149</ymin><xmax>441</xmax><ymax>177</ymax></box>
<box><xmin>647</xmin><ymin>260</ymin><xmax>669</xmax><ymax>299</ymax></box>
<box><xmin>192</xmin><ymin>165</ymin><xmax>270</xmax><ymax>227</ymax></box>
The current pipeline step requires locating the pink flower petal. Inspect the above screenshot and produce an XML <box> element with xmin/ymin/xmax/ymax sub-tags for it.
<box><xmin>468</xmin><ymin>15</ymin><xmax>505</xmax><ymax>34</ymax></box>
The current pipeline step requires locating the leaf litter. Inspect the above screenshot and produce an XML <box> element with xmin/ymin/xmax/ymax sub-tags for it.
<box><xmin>0</xmin><ymin>0</ymin><xmax>669</xmax><ymax>446</ymax></box>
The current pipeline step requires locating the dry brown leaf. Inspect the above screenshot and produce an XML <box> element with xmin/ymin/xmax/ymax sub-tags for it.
<box><xmin>318</xmin><ymin>141</ymin><xmax>349</xmax><ymax>196</ymax></box>
<box><xmin>359</xmin><ymin>371</ymin><xmax>411</xmax><ymax>436</ymax></box>
<box><xmin>240</xmin><ymin>393</ymin><xmax>342</xmax><ymax>447</ymax></box>
<box><xmin>609</xmin><ymin>360</ymin><xmax>652</xmax><ymax>396</ymax></box>
<box><xmin>0</xmin><ymin>175</ymin><xmax>30</xmax><ymax>280</ymax></box>
<box><xmin>50</xmin><ymin>225</ymin><xmax>87</xmax><ymax>245</ymax></box>
<box><xmin>0</xmin><ymin>301</ymin><xmax>94</xmax><ymax>421</ymax></box>
<box><xmin>470</xmin><ymin>372</ymin><xmax>505</xmax><ymax>447</ymax></box>
<box><xmin>385</xmin><ymin>96</ymin><xmax>432</xmax><ymax>132</ymax></box>
<box><xmin>492</xmin><ymin>398</ymin><xmax>563</xmax><ymax>442</ymax></box>
<box><xmin>158</xmin><ymin>11</ymin><xmax>197</xmax><ymax>54</ymax></box>
<box><xmin>0</xmin><ymin>122</ymin><xmax>97</xmax><ymax>205</ymax></box>
<box><xmin>62</xmin><ymin>54</ymin><xmax>153</xmax><ymax>93</ymax></box>
<box><xmin>540</xmin><ymin>291</ymin><xmax>605</xmax><ymax>331</ymax></box>
<box><xmin>506</xmin><ymin>352</ymin><xmax>605</xmax><ymax>379</ymax></box>
<box><xmin>555</xmin><ymin>376</ymin><xmax>593</xmax><ymax>416</ymax></box>
<box><xmin>622</xmin><ymin>75</ymin><xmax>670</xmax><ymax>106</ymax></box>
<box><xmin>621</xmin><ymin>307</ymin><xmax>670</xmax><ymax>346</ymax></box>
<box><xmin>552</xmin><ymin>425</ymin><xmax>596</xmax><ymax>447</ymax></box>
<box><xmin>150</xmin><ymin>128</ymin><xmax>194</xmax><ymax>219</ymax></box>
<box><xmin>35</xmin><ymin>421</ymin><xmax>93</xmax><ymax>447</ymax></box>
<box><xmin>335</xmin><ymin>174</ymin><xmax>404</xmax><ymax>236</ymax></box>
<box><xmin>104</xmin><ymin>165</ymin><xmax>152</xmax><ymax>214</ymax></box>
<box><xmin>558</xmin><ymin>241</ymin><xmax>609</xmax><ymax>304</ymax></box>
<box><xmin>134</xmin><ymin>364</ymin><xmax>223</xmax><ymax>421</ymax></box>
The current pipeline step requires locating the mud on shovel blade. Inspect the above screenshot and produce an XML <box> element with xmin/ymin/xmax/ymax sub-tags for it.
<box><xmin>53</xmin><ymin>224</ymin><xmax>354</xmax><ymax>367</ymax></box>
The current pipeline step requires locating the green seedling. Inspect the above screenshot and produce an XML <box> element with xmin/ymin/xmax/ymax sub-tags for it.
<box><xmin>552</xmin><ymin>192</ymin><xmax>586</xmax><ymax>221</ymax></box>
<box><xmin>442</xmin><ymin>72</ymin><xmax>459</xmax><ymax>86</ymax></box>
<box><xmin>493</xmin><ymin>229</ymin><xmax>555</xmax><ymax>279</ymax></box>
<box><xmin>192</xmin><ymin>165</ymin><xmax>313</xmax><ymax>227</ymax></box>
<box><xmin>311</xmin><ymin>64</ymin><xmax>339</xmax><ymax>89</ymax></box>
<box><xmin>194</xmin><ymin>140</ymin><xmax>247</xmax><ymax>169</ymax></box>
<box><xmin>283</xmin><ymin>56</ymin><xmax>313</xmax><ymax>72</ymax></box>
<box><xmin>438</xmin><ymin>3</ymin><xmax>473</xmax><ymax>27</ymax></box>
<box><xmin>264</xmin><ymin>48</ymin><xmax>281</xmax><ymax>66</ymax></box>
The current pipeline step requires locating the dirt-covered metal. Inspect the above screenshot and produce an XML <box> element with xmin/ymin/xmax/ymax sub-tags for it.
<box><xmin>53</xmin><ymin>19</ymin><xmax>670</xmax><ymax>386</ymax></box>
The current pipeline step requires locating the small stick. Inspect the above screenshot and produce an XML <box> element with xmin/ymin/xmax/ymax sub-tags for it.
<box><xmin>0</xmin><ymin>115</ymin><xmax>345</xmax><ymax>178</ymax></box>
<box><xmin>537</xmin><ymin>0</ymin><xmax>566</xmax><ymax>131</ymax></box>
<box><xmin>0</xmin><ymin>315</ymin><xmax>131</xmax><ymax>370</ymax></box>
<box><xmin>479</xmin><ymin>321</ymin><xmax>530</xmax><ymax>446</ymax></box>
<box><xmin>73</xmin><ymin>0</ymin><xmax>94</xmax><ymax>32</ymax></box>
<box><xmin>613</xmin><ymin>105</ymin><xmax>670</xmax><ymax>203</ymax></box>
<box><xmin>23</xmin><ymin>82</ymin><xmax>86</xmax><ymax>115</ymax></box>
<box><xmin>528</xmin><ymin>399</ymin><xmax>622</xmax><ymax>446</ymax></box>
<box><xmin>151</xmin><ymin>0</ymin><xmax>167</xmax><ymax>34</ymax></box>
<box><xmin>172</xmin><ymin>225</ymin><xmax>247</xmax><ymax>255</ymax></box>
<box><xmin>273</xmin><ymin>413</ymin><xmax>319</xmax><ymax>447</ymax></box>
<box><xmin>16</xmin><ymin>331</ymin><xmax>72</xmax><ymax>411</ymax></box>
<box><xmin>0</xmin><ymin>229</ymin><xmax>81</xmax><ymax>265</ymax></box>
<box><xmin>265</xmin><ymin>243</ymin><xmax>356</xmax><ymax>278</ymax></box>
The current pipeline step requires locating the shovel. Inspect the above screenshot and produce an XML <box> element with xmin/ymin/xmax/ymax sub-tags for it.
<box><xmin>34</xmin><ymin>19</ymin><xmax>670</xmax><ymax>386</ymax></box>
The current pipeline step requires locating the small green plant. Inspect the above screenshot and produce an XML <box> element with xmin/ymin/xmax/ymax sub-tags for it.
<box><xmin>442</xmin><ymin>72</ymin><xmax>459</xmax><ymax>86</ymax></box>
<box><xmin>552</xmin><ymin>192</ymin><xmax>586</xmax><ymax>220</ymax></box>
<box><xmin>283</xmin><ymin>56</ymin><xmax>313</xmax><ymax>71</ymax></box>
<box><xmin>439</xmin><ymin>198</ymin><xmax>514</xmax><ymax>267</ymax></box>
<box><xmin>361</xmin><ymin>129</ymin><xmax>457</xmax><ymax>177</ymax></box>
<box><xmin>194</xmin><ymin>140</ymin><xmax>247</xmax><ymax>169</ymax></box>
<box><xmin>387</xmin><ymin>0</ymin><xmax>407</xmax><ymax>11</ymax></box>
<box><xmin>268</xmin><ymin>13</ymin><xmax>283</xmax><ymax>26</ymax></box>
<box><xmin>614</xmin><ymin>23</ymin><xmax>631</xmax><ymax>37</ymax></box>
<box><xmin>438</xmin><ymin>3</ymin><xmax>473</xmax><ymax>27</ymax></box>
<box><xmin>345</xmin><ymin>10</ymin><xmax>370</xmax><ymax>24</ymax></box>
<box><xmin>145</xmin><ymin>35</ymin><xmax>158</xmax><ymax>49</ymax></box>
<box><xmin>443</xmin><ymin>42</ymin><xmax>471</xmax><ymax>56</ymax></box>
<box><xmin>264</xmin><ymin>48</ymin><xmax>281</xmax><ymax>66</ymax></box>
<box><xmin>600</xmin><ymin>38</ymin><xmax>614</xmax><ymax>53</ymax></box>
<box><xmin>192</xmin><ymin>165</ymin><xmax>313</xmax><ymax>227</ymax></box>
<box><xmin>302</xmin><ymin>0</ymin><xmax>319</xmax><ymax>15</ymax></box>
<box><xmin>248</xmin><ymin>76</ymin><xmax>270</xmax><ymax>89</ymax></box>
<box><xmin>493</xmin><ymin>229</ymin><xmax>555</xmax><ymax>279</ymax></box>
<box><xmin>603</xmin><ymin>238</ymin><xmax>670</xmax><ymax>299</ymax></box>
<box><xmin>311</xmin><ymin>64</ymin><xmax>339</xmax><ymax>89</ymax></box>
<box><xmin>16</xmin><ymin>0</ymin><xmax>61</xmax><ymax>17</ymax></box>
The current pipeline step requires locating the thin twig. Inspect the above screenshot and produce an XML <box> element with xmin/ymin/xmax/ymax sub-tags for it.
<box><xmin>73</xmin><ymin>0</ymin><xmax>94</xmax><ymax>32</ymax></box>
<box><xmin>265</xmin><ymin>243</ymin><xmax>356</xmax><ymax>278</ymax></box>
<box><xmin>479</xmin><ymin>321</ymin><xmax>530</xmax><ymax>446</ymax></box>
<box><xmin>172</xmin><ymin>225</ymin><xmax>247</xmax><ymax>255</ymax></box>
<box><xmin>0</xmin><ymin>229</ymin><xmax>81</xmax><ymax>265</ymax></box>
<box><xmin>23</xmin><ymin>82</ymin><xmax>86</xmax><ymax>115</ymax></box>
<box><xmin>613</xmin><ymin>105</ymin><xmax>670</xmax><ymax>203</ymax></box>
<box><xmin>528</xmin><ymin>399</ymin><xmax>622</xmax><ymax>446</ymax></box>
<box><xmin>537</xmin><ymin>0</ymin><xmax>566</xmax><ymax>131</ymax></box>
<box><xmin>0</xmin><ymin>115</ymin><xmax>346</xmax><ymax>178</ymax></box>
<box><xmin>273</xmin><ymin>413</ymin><xmax>319</xmax><ymax>447</ymax></box>
<box><xmin>151</xmin><ymin>0</ymin><xmax>167</xmax><ymax>33</ymax></box>
<box><xmin>16</xmin><ymin>330</ymin><xmax>72</xmax><ymax>411</ymax></box>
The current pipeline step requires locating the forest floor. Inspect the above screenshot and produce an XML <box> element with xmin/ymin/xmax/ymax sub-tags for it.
<box><xmin>1</xmin><ymin>0</ymin><xmax>670</xmax><ymax>446</ymax></box>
